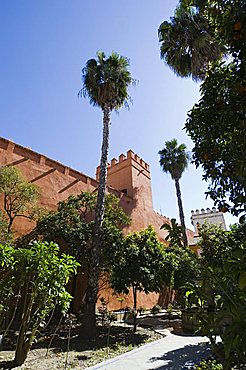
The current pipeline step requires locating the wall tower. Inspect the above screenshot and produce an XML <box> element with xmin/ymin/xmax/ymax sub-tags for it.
<box><xmin>191</xmin><ymin>207</ymin><xmax>227</xmax><ymax>234</ymax></box>
<box><xmin>96</xmin><ymin>150</ymin><xmax>153</xmax><ymax>211</ymax></box>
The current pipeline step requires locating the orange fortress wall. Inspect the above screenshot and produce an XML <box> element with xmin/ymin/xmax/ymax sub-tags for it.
<box><xmin>0</xmin><ymin>137</ymin><xmax>194</xmax><ymax>311</ymax></box>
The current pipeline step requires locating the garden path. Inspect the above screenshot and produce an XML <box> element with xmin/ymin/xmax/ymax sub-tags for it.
<box><xmin>85</xmin><ymin>331</ymin><xmax>210</xmax><ymax>370</ymax></box>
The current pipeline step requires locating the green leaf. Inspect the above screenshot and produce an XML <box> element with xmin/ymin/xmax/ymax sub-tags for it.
<box><xmin>238</xmin><ymin>272</ymin><xmax>246</xmax><ymax>290</ymax></box>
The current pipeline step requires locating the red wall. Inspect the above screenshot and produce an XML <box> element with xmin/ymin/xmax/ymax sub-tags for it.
<box><xmin>0</xmin><ymin>137</ymin><xmax>194</xmax><ymax>311</ymax></box>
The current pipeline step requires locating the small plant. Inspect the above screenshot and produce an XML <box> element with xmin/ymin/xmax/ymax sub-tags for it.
<box><xmin>64</xmin><ymin>314</ymin><xmax>77</xmax><ymax>369</ymax></box>
<box><xmin>195</xmin><ymin>359</ymin><xmax>223</xmax><ymax>369</ymax></box>
<box><xmin>151</xmin><ymin>304</ymin><xmax>162</xmax><ymax>315</ymax></box>
<box><xmin>167</xmin><ymin>303</ymin><xmax>173</xmax><ymax>314</ymax></box>
<box><xmin>124</xmin><ymin>307</ymin><xmax>135</xmax><ymax>315</ymax></box>
<box><xmin>116</xmin><ymin>297</ymin><xmax>125</xmax><ymax>311</ymax></box>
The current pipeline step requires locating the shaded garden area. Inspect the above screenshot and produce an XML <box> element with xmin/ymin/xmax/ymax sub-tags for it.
<box><xmin>0</xmin><ymin>316</ymin><xmax>163</xmax><ymax>369</ymax></box>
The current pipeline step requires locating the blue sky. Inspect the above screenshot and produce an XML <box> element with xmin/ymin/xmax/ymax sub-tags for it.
<box><xmin>0</xmin><ymin>0</ymin><xmax>237</xmax><ymax>228</ymax></box>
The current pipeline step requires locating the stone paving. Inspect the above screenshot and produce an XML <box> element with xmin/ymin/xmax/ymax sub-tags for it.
<box><xmin>85</xmin><ymin>330</ymin><xmax>211</xmax><ymax>370</ymax></box>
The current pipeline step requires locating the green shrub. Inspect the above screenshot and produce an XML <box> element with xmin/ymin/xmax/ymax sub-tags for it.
<box><xmin>195</xmin><ymin>359</ymin><xmax>223</xmax><ymax>369</ymax></box>
<box><xmin>167</xmin><ymin>303</ymin><xmax>173</xmax><ymax>314</ymax></box>
<box><xmin>0</xmin><ymin>241</ymin><xmax>79</xmax><ymax>366</ymax></box>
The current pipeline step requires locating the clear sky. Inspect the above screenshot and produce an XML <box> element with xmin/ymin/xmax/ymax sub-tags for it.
<box><xmin>0</xmin><ymin>0</ymin><xmax>237</xmax><ymax>229</ymax></box>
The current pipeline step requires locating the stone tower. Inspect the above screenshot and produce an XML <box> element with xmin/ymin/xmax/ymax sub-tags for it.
<box><xmin>191</xmin><ymin>207</ymin><xmax>227</xmax><ymax>234</ymax></box>
<box><xmin>96</xmin><ymin>150</ymin><xmax>153</xmax><ymax>212</ymax></box>
<box><xmin>190</xmin><ymin>207</ymin><xmax>227</xmax><ymax>254</ymax></box>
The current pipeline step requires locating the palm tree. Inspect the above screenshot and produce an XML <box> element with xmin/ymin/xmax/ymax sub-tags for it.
<box><xmin>79</xmin><ymin>51</ymin><xmax>134</xmax><ymax>338</ymax></box>
<box><xmin>158</xmin><ymin>6</ymin><xmax>223</xmax><ymax>81</ymax></box>
<box><xmin>159</xmin><ymin>139</ymin><xmax>189</xmax><ymax>246</ymax></box>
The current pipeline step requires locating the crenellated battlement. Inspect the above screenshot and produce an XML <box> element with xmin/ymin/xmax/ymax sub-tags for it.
<box><xmin>96</xmin><ymin>150</ymin><xmax>150</xmax><ymax>174</ymax></box>
<box><xmin>191</xmin><ymin>207</ymin><xmax>217</xmax><ymax>215</ymax></box>
<box><xmin>126</xmin><ymin>150</ymin><xmax>150</xmax><ymax>171</ymax></box>
<box><xmin>154</xmin><ymin>211</ymin><xmax>170</xmax><ymax>221</ymax></box>
<box><xmin>0</xmin><ymin>137</ymin><xmax>144</xmax><ymax>200</ymax></box>
<box><xmin>95</xmin><ymin>149</ymin><xmax>153</xmax><ymax>209</ymax></box>
<box><xmin>191</xmin><ymin>206</ymin><xmax>226</xmax><ymax>231</ymax></box>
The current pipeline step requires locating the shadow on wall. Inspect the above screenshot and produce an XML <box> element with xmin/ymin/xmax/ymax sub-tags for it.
<box><xmin>148</xmin><ymin>341</ymin><xmax>211</xmax><ymax>369</ymax></box>
<box><xmin>118</xmin><ymin>186</ymin><xmax>138</xmax><ymax>219</ymax></box>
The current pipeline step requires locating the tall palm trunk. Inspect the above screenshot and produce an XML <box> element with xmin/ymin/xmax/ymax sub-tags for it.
<box><xmin>80</xmin><ymin>104</ymin><xmax>111</xmax><ymax>339</ymax></box>
<box><xmin>133</xmin><ymin>285</ymin><xmax>137</xmax><ymax>333</ymax></box>
<box><xmin>174</xmin><ymin>178</ymin><xmax>188</xmax><ymax>246</ymax></box>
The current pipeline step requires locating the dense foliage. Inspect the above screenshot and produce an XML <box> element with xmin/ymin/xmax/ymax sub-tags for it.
<box><xmin>200</xmin><ymin>223</ymin><xmax>246</xmax><ymax>368</ymax></box>
<box><xmin>184</xmin><ymin>223</ymin><xmax>246</xmax><ymax>369</ymax></box>
<box><xmin>185</xmin><ymin>60</ymin><xmax>246</xmax><ymax>217</ymax></box>
<box><xmin>36</xmin><ymin>192</ymin><xmax>130</xmax><ymax>272</ymax></box>
<box><xmin>0</xmin><ymin>166</ymin><xmax>40</xmax><ymax>238</ymax></box>
<box><xmin>110</xmin><ymin>226</ymin><xmax>167</xmax><ymax>296</ymax></box>
<box><xmin>163</xmin><ymin>215</ymin><xmax>246</xmax><ymax>368</ymax></box>
<box><xmin>159</xmin><ymin>0</ymin><xmax>246</xmax><ymax>218</ymax></box>
<box><xmin>110</xmin><ymin>226</ymin><xmax>167</xmax><ymax>332</ymax></box>
<box><xmin>158</xmin><ymin>4</ymin><xmax>223</xmax><ymax>80</ymax></box>
<box><xmin>187</xmin><ymin>0</ymin><xmax>246</xmax><ymax>217</ymax></box>
<box><xmin>161</xmin><ymin>219</ymin><xmax>198</xmax><ymax>292</ymax></box>
<box><xmin>0</xmin><ymin>241</ymin><xmax>78</xmax><ymax>366</ymax></box>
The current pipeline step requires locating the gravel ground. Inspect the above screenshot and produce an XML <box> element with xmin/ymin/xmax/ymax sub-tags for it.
<box><xmin>0</xmin><ymin>322</ymin><xmax>163</xmax><ymax>370</ymax></box>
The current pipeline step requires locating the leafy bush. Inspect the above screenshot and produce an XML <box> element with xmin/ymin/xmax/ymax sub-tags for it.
<box><xmin>195</xmin><ymin>359</ymin><xmax>223</xmax><ymax>369</ymax></box>
<box><xmin>0</xmin><ymin>241</ymin><xmax>79</xmax><ymax>366</ymax></box>
<box><xmin>167</xmin><ymin>303</ymin><xmax>173</xmax><ymax>314</ymax></box>
<box><xmin>110</xmin><ymin>226</ymin><xmax>167</xmax><ymax>332</ymax></box>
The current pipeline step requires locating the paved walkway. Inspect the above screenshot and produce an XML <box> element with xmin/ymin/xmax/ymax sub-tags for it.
<box><xmin>85</xmin><ymin>331</ymin><xmax>211</xmax><ymax>370</ymax></box>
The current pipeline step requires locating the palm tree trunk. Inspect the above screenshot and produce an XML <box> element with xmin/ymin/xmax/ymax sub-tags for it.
<box><xmin>133</xmin><ymin>285</ymin><xmax>137</xmax><ymax>333</ymax></box>
<box><xmin>174</xmin><ymin>178</ymin><xmax>188</xmax><ymax>246</ymax></box>
<box><xmin>80</xmin><ymin>104</ymin><xmax>111</xmax><ymax>339</ymax></box>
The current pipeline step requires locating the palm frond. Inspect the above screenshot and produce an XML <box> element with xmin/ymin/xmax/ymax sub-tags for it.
<box><xmin>158</xmin><ymin>8</ymin><xmax>225</xmax><ymax>81</ymax></box>
<box><xmin>159</xmin><ymin>139</ymin><xmax>190</xmax><ymax>180</ymax></box>
<box><xmin>79</xmin><ymin>51</ymin><xmax>135</xmax><ymax>112</ymax></box>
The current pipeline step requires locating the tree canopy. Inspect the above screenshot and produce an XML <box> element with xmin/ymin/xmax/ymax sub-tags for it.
<box><xmin>110</xmin><ymin>226</ymin><xmax>167</xmax><ymax>296</ymax></box>
<box><xmin>193</xmin><ymin>223</ymin><xmax>246</xmax><ymax>368</ymax></box>
<box><xmin>184</xmin><ymin>0</ymin><xmax>246</xmax><ymax>217</ymax></box>
<box><xmin>158</xmin><ymin>5</ymin><xmax>223</xmax><ymax>81</ymax></box>
<box><xmin>161</xmin><ymin>218</ymin><xmax>198</xmax><ymax>291</ymax></box>
<box><xmin>110</xmin><ymin>226</ymin><xmax>168</xmax><ymax>332</ymax></box>
<box><xmin>164</xmin><ymin>217</ymin><xmax>246</xmax><ymax>367</ymax></box>
<box><xmin>185</xmin><ymin>62</ymin><xmax>246</xmax><ymax>216</ymax></box>
<box><xmin>159</xmin><ymin>139</ymin><xmax>189</xmax><ymax>181</ymax></box>
<box><xmin>79</xmin><ymin>51</ymin><xmax>134</xmax><ymax>111</ymax></box>
<box><xmin>36</xmin><ymin>192</ymin><xmax>130</xmax><ymax>272</ymax></box>
<box><xmin>0</xmin><ymin>166</ymin><xmax>40</xmax><ymax>237</ymax></box>
<box><xmin>159</xmin><ymin>0</ymin><xmax>246</xmax><ymax>219</ymax></box>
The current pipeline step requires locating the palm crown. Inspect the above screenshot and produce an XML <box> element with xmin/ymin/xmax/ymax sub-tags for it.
<box><xmin>159</xmin><ymin>139</ymin><xmax>189</xmax><ymax>180</ymax></box>
<box><xmin>158</xmin><ymin>6</ymin><xmax>223</xmax><ymax>81</ymax></box>
<box><xmin>79</xmin><ymin>51</ymin><xmax>134</xmax><ymax>111</ymax></box>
